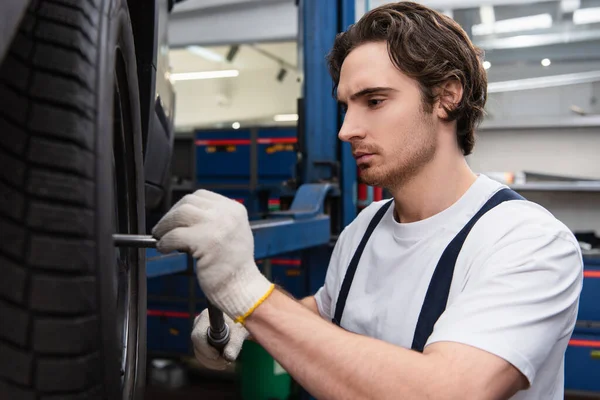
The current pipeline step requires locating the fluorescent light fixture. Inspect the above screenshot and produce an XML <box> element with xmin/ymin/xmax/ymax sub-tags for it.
<box><xmin>187</xmin><ymin>46</ymin><xmax>224</xmax><ymax>62</ymax></box>
<box><xmin>479</xmin><ymin>5</ymin><xmax>496</xmax><ymax>27</ymax></box>
<box><xmin>573</xmin><ymin>7</ymin><xmax>600</xmax><ymax>25</ymax></box>
<box><xmin>487</xmin><ymin>70</ymin><xmax>600</xmax><ymax>94</ymax></box>
<box><xmin>541</xmin><ymin>58</ymin><xmax>551</xmax><ymax>67</ymax></box>
<box><xmin>170</xmin><ymin>70</ymin><xmax>239</xmax><ymax>82</ymax></box>
<box><xmin>274</xmin><ymin>114</ymin><xmax>299</xmax><ymax>122</ymax></box>
<box><xmin>232</xmin><ymin>122</ymin><xmax>240</xmax><ymax>129</ymax></box>
<box><xmin>561</xmin><ymin>0</ymin><xmax>580</xmax><ymax>13</ymax></box>
<box><xmin>483</xmin><ymin>61</ymin><xmax>491</xmax><ymax>70</ymax></box>
<box><xmin>472</xmin><ymin>13</ymin><xmax>553</xmax><ymax>36</ymax></box>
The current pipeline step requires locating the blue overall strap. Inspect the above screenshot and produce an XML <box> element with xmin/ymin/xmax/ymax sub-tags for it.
<box><xmin>410</xmin><ymin>188</ymin><xmax>524</xmax><ymax>352</ymax></box>
<box><xmin>332</xmin><ymin>199</ymin><xmax>394</xmax><ymax>326</ymax></box>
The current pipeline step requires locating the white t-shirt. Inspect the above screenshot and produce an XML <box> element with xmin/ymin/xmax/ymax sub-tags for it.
<box><xmin>314</xmin><ymin>174</ymin><xmax>583</xmax><ymax>399</ymax></box>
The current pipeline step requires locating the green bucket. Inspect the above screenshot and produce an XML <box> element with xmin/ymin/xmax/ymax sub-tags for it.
<box><xmin>238</xmin><ymin>340</ymin><xmax>292</xmax><ymax>400</ymax></box>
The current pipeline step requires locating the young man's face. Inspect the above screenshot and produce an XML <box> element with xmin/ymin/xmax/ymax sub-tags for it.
<box><xmin>336</xmin><ymin>41</ymin><xmax>438</xmax><ymax>189</ymax></box>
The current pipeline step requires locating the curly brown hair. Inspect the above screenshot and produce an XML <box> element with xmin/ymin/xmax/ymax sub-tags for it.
<box><xmin>327</xmin><ymin>2</ymin><xmax>487</xmax><ymax>156</ymax></box>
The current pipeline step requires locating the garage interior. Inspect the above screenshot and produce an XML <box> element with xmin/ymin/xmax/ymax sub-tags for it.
<box><xmin>1</xmin><ymin>0</ymin><xmax>600</xmax><ymax>399</ymax></box>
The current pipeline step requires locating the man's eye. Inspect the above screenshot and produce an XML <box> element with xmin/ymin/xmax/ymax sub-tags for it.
<box><xmin>367</xmin><ymin>99</ymin><xmax>384</xmax><ymax>108</ymax></box>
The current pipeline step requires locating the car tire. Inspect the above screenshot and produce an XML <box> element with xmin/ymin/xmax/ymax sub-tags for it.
<box><xmin>0</xmin><ymin>0</ymin><xmax>146</xmax><ymax>399</ymax></box>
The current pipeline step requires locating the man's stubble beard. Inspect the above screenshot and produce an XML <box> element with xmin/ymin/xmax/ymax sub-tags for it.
<box><xmin>359</xmin><ymin>121</ymin><xmax>437</xmax><ymax>191</ymax></box>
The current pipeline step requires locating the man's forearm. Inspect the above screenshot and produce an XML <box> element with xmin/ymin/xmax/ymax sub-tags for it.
<box><xmin>299</xmin><ymin>295</ymin><xmax>320</xmax><ymax>315</ymax></box>
<box><xmin>244</xmin><ymin>289</ymin><xmax>460</xmax><ymax>400</ymax></box>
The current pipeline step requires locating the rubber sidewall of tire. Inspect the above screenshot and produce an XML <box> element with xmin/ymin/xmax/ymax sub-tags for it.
<box><xmin>97</xmin><ymin>1</ymin><xmax>146</xmax><ymax>399</ymax></box>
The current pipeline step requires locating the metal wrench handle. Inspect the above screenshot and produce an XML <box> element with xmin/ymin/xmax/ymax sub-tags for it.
<box><xmin>206</xmin><ymin>301</ymin><xmax>230</xmax><ymax>351</ymax></box>
<box><xmin>113</xmin><ymin>234</ymin><xmax>158</xmax><ymax>248</ymax></box>
<box><xmin>112</xmin><ymin>233</ymin><xmax>231</xmax><ymax>351</ymax></box>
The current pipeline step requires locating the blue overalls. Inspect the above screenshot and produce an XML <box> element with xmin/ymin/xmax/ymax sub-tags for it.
<box><xmin>332</xmin><ymin>188</ymin><xmax>524</xmax><ymax>352</ymax></box>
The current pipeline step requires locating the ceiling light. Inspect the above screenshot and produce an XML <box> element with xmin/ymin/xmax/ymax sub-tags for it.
<box><xmin>170</xmin><ymin>70</ymin><xmax>239</xmax><ymax>82</ymax></box>
<box><xmin>541</xmin><ymin>58</ymin><xmax>551</xmax><ymax>67</ymax></box>
<box><xmin>479</xmin><ymin>5</ymin><xmax>496</xmax><ymax>26</ymax></box>
<box><xmin>187</xmin><ymin>46</ymin><xmax>224</xmax><ymax>62</ymax></box>
<box><xmin>561</xmin><ymin>0</ymin><xmax>580</xmax><ymax>13</ymax></box>
<box><xmin>488</xmin><ymin>70</ymin><xmax>600</xmax><ymax>93</ymax></box>
<box><xmin>274</xmin><ymin>114</ymin><xmax>299</xmax><ymax>122</ymax></box>
<box><xmin>472</xmin><ymin>13</ymin><xmax>553</xmax><ymax>36</ymax></box>
<box><xmin>573</xmin><ymin>7</ymin><xmax>600</xmax><ymax>25</ymax></box>
<box><xmin>232</xmin><ymin>122</ymin><xmax>240</xmax><ymax>129</ymax></box>
<box><xmin>483</xmin><ymin>61</ymin><xmax>491</xmax><ymax>70</ymax></box>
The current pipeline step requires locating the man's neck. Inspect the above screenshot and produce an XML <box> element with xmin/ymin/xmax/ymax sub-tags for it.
<box><xmin>388</xmin><ymin>154</ymin><xmax>477</xmax><ymax>224</ymax></box>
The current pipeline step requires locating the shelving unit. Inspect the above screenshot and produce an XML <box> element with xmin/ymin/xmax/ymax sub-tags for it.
<box><xmin>510</xmin><ymin>182</ymin><xmax>600</xmax><ymax>192</ymax></box>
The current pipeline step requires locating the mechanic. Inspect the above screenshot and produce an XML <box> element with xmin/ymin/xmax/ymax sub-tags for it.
<box><xmin>152</xmin><ymin>2</ymin><xmax>584</xmax><ymax>399</ymax></box>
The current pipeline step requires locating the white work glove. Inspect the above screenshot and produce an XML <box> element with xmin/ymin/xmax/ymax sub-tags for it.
<box><xmin>152</xmin><ymin>189</ymin><xmax>274</xmax><ymax>323</ymax></box>
<box><xmin>191</xmin><ymin>308</ymin><xmax>249</xmax><ymax>370</ymax></box>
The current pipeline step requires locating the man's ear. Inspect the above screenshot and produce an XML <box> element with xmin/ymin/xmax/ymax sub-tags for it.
<box><xmin>436</xmin><ymin>80</ymin><xmax>463</xmax><ymax>119</ymax></box>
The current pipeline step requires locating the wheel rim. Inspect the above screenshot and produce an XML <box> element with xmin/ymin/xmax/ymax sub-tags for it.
<box><xmin>112</xmin><ymin>48</ymin><xmax>141</xmax><ymax>400</ymax></box>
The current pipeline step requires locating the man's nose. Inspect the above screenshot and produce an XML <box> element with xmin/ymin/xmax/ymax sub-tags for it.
<box><xmin>338</xmin><ymin>113</ymin><xmax>366</xmax><ymax>142</ymax></box>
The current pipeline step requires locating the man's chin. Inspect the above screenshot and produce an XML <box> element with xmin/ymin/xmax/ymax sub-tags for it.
<box><xmin>358</xmin><ymin>170</ymin><xmax>383</xmax><ymax>187</ymax></box>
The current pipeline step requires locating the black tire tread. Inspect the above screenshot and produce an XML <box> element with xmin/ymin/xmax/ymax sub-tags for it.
<box><xmin>30</xmin><ymin>275</ymin><xmax>97</xmax><ymax>314</ymax></box>
<box><xmin>27</xmin><ymin>168</ymin><xmax>95</xmax><ymax>208</ymax></box>
<box><xmin>41</xmin><ymin>386</ymin><xmax>104</xmax><ymax>400</ymax></box>
<box><xmin>36</xmin><ymin>353</ymin><xmax>101</xmax><ymax>392</ymax></box>
<box><xmin>30</xmin><ymin>71</ymin><xmax>95</xmax><ymax>118</ymax></box>
<box><xmin>0</xmin><ymin>53</ymin><xmax>32</xmax><ymax>91</ymax></box>
<box><xmin>16</xmin><ymin>41</ymin><xmax>96</xmax><ymax>92</ymax></box>
<box><xmin>0</xmin><ymin>83</ymin><xmax>29</xmax><ymax>124</ymax></box>
<box><xmin>0</xmin><ymin>342</ymin><xmax>34</xmax><ymax>386</ymax></box>
<box><xmin>33</xmin><ymin>316</ymin><xmax>99</xmax><ymax>355</ymax></box>
<box><xmin>0</xmin><ymin>181</ymin><xmax>26</xmax><ymax>222</ymax></box>
<box><xmin>28</xmin><ymin>234</ymin><xmax>96</xmax><ymax>273</ymax></box>
<box><xmin>0</xmin><ymin>0</ymin><xmax>111</xmax><ymax>397</ymax></box>
<box><xmin>0</xmin><ymin>218</ymin><xmax>27</xmax><ymax>261</ymax></box>
<box><xmin>0</xmin><ymin>299</ymin><xmax>30</xmax><ymax>347</ymax></box>
<box><xmin>29</xmin><ymin>103</ymin><xmax>95</xmax><ymax>150</ymax></box>
<box><xmin>37</xmin><ymin>3</ymin><xmax>97</xmax><ymax>44</ymax></box>
<box><xmin>33</xmin><ymin>20</ymin><xmax>97</xmax><ymax>65</ymax></box>
<box><xmin>0</xmin><ymin>255</ymin><xmax>28</xmax><ymax>305</ymax></box>
<box><xmin>43</xmin><ymin>0</ymin><xmax>100</xmax><ymax>27</ymax></box>
<box><xmin>27</xmin><ymin>201</ymin><xmax>95</xmax><ymax>236</ymax></box>
<box><xmin>0</xmin><ymin>379</ymin><xmax>35</xmax><ymax>400</ymax></box>
<box><xmin>0</xmin><ymin>146</ymin><xmax>27</xmax><ymax>188</ymax></box>
<box><xmin>0</xmin><ymin>116</ymin><xmax>29</xmax><ymax>156</ymax></box>
<box><xmin>27</xmin><ymin>137</ymin><xmax>94</xmax><ymax>179</ymax></box>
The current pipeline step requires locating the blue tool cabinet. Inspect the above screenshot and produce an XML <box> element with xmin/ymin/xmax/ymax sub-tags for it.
<box><xmin>195</xmin><ymin>127</ymin><xmax>297</xmax><ymax>186</ymax></box>
<box><xmin>565</xmin><ymin>256</ymin><xmax>600</xmax><ymax>394</ymax></box>
<box><xmin>195</xmin><ymin>128</ymin><xmax>252</xmax><ymax>185</ymax></box>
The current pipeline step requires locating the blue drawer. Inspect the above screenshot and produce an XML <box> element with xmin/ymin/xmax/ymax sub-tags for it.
<box><xmin>565</xmin><ymin>334</ymin><xmax>600</xmax><ymax>392</ymax></box>
<box><xmin>146</xmin><ymin>302</ymin><xmax>213</xmax><ymax>355</ymax></box>
<box><xmin>147</xmin><ymin>274</ymin><xmax>205</xmax><ymax>299</ymax></box>
<box><xmin>195</xmin><ymin>129</ymin><xmax>251</xmax><ymax>184</ymax></box>
<box><xmin>147</xmin><ymin>303</ymin><xmax>199</xmax><ymax>355</ymax></box>
<box><xmin>270</xmin><ymin>258</ymin><xmax>305</xmax><ymax>299</ymax></box>
<box><xmin>257</xmin><ymin>127</ymin><xmax>296</xmax><ymax>184</ymax></box>
<box><xmin>194</xmin><ymin>128</ymin><xmax>297</xmax><ymax>185</ymax></box>
<box><xmin>578</xmin><ymin>261</ymin><xmax>600</xmax><ymax>322</ymax></box>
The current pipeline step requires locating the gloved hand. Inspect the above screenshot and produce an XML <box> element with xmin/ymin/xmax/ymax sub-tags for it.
<box><xmin>191</xmin><ymin>308</ymin><xmax>248</xmax><ymax>370</ymax></box>
<box><xmin>152</xmin><ymin>189</ymin><xmax>274</xmax><ymax>323</ymax></box>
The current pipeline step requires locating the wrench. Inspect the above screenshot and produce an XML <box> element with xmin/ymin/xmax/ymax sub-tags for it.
<box><xmin>113</xmin><ymin>233</ymin><xmax>231</xmax><ymax>351</ymax></box>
